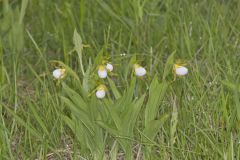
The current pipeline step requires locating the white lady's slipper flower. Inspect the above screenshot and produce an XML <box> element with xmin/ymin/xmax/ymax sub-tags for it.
<box><xmin>98</xmin><ymin>65</ymin><xmax>107</xmax><ymax>78</ymax></box>
<box><xmin>96</xmin><ymin>84</ymin><xmax>107</xmax><ymax>99</ymax></box>
<box><xmin>174</xmin><ymin>64</ymin><xmax>188</xmax><ymax>76</ymax></box>
<box><xmin>106</xmin><ymin>63</ymin><xmax>113</xmax><ymax>72</ymax></box>
<box><xmin>53</xmin><ymin>68</ymin><xmax>66</xmax><ymax>79</ymax></box>
<box><xmin>134</xmin><ymin>64</ymin><xmax>147</xmax><ymax>77</ymax></box>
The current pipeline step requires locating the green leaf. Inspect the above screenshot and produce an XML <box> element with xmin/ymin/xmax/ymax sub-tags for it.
<box><xmin>62</xmin><ymin>83</ymin><xmax>88</xmax><ymax>112</ymax></box>
<box><xmin>124</xmin><ymin>55</ymin><xmax>136</xmax><ymax>80</ymax></box>
<box><xmin>61</xmin><ymin>96</ymin><xmax>94</xmax><ymax>136</ymax></box>
<box><xmin>19</xmin><ymin>0</ymin><xmax>28</xmax><ymax>24</ymax></box>
<box><xmin>93</xmin><ymin>48</ymin><xmax>104</xmax><ymax>66</ymax></box>
<box><xmin>73</xmin><ymin>29</ymin><xmax>85</xmax><ymax>75</ymax></box>
<box><xmin>73</xmin><ymin>29</ymin><xmax>83</xmax><ymax>55</ymax></box>
<box><xmin>162</xmin><ymin>51</ymin><xmax>175</xmax><ymax>80</ymax></box>
<box><xmin>145</xmin><ymin>76</ymin><xmax>168</xmax><ymax>126</ymax></box>
<box><xmin>118</xmin><ymin>77</ymin><xmax>136</xmax><ymax>112</ymax></box>
<box><xmin>143</xmin><ymin>114</ymin><xmax>169</xmax><ymax>142</ymax></box>
<box><xmin>108</xmin><ymin>77</ymin><xmax>121</xmax><ymax>99</ymax></box>
<box><xmin>82</xmin><ymin>64</ymin><xmax>92</xmax><ymax>92</ymax></box>
<box><xmin>103</xmin><ymin>99</ymin><xmax>122</xmax><ymax>130</ymax></box>
<box><xmin>97</xmin><ymin>121</ymin><xmax>119</xmax><ymax>136</ymax></box>
<box><xmin>62</xmin><ymin>115</ymin><xmax>88</xmax><ymax>150</ymax></box>
<box><xmin>123</xmin><ymin>95</ymin><xmax>145</xmax><ymax>136</ymax></box>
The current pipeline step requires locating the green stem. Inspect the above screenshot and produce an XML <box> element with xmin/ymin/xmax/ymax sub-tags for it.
<box><xmin>78</xmin><ymin>52</ymin><xmax>85</xmax><ymax>76</ymax></box>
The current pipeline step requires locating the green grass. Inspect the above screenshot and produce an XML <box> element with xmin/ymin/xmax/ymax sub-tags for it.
<box><xmin>1</xmin><ymin>0</ymin><xmax>240</xmax><ymax>159</ymax></box>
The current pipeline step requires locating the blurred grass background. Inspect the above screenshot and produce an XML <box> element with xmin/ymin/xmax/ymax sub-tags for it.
<box><xmin>1</xmin><ymin>0</ymin><xmax>240</xmax><ymax>159</ymax></box>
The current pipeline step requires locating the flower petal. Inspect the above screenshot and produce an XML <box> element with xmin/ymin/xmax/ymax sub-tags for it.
<box><xmin>106</xmin><ymin>63</ymin><xmax>113</xmax><ymax>72</ymax></box>
<box><xmin>175</xmin><ymin>66</ymin><xmax>188</xmax><ymax>76</ymax></box>
<box><xmin>96</xmin><ymin>90</ymin><xmax>106</xmax><ymax>99</ymax></box>
<box><xmin>135</xmin><ymin>67</ymin><xmax>147</xmax><ymax>77</ymax></box>
<box><xmin>98</xmin><ymin>69</ymin><xmax>107</xmax><ymax>78</ymax></box>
